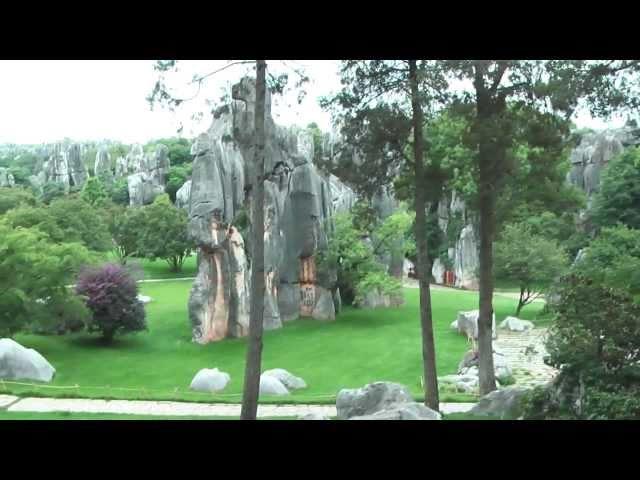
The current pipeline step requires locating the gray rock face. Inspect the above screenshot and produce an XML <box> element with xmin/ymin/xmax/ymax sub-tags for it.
<box><xmin>187</xmin><ymin>77</ymin><xmax>354</xmax><ymax>343</ymax></box>
<box><xmin>454</xmin><ymin>310</ymin><xmax>497</xmax><ymax>340</ymax></box>
<box><xmin>358</xmin><ymin>289</ymin><xmax>404</xmax><ymax>309</ymax></box>
<box><xmin>189</xmin><ymin>368</ymin><xmax>230</xmax><ymax>393</ymax></box>
<box><xmin>470</xmin><ymin>387</ymin><xmax>528</xmax><ymax>419</ymax></box>
<box><xmin>336</xmin><ymin>381</ymin><xmax>414</xmax><ymax>419</ymax></box>
<box><xmin>499</xmin><ymin>316</ymin><xmax>535</xmax><ymax>332</ymax></box>
<box><xmin>567</xmin><ymin>129</ymin><xmax>629</xmax><ymax>198</ymax></box>
<box><xmin>94</xmin><ymin>147</ymin><xmax>112</xmax><ymax>179</ymax></box>
<box><xmin>126</xmin><ymin>144</ymin><xmax>170</xmax><ymax>206</ymax></box>
<box><xmin>175</xmin><ymin>179</ymin><xmax>192</xmax><ymax>210</ymax></box>
<box><xmin>0</xmin><ymin>338</ymin><xmax>56</xmax><ymax>382</ymax></box>
<box><xmin>259</xmin><ymin>374</ymin><xmax>290</xmax><ymax>396</ymax></box>
<box><xmin>0</xmin><ymin>168</ymin><xmax>15</xmax><ymax>187</ymax></box>
<box><xmin>298</xmin><ymin>413</ymin><xmax>330</xmax><ymax>420</ymax></box>
<box><xmin>351</xmin><ymin>402</ymin><xmax>442</xmax><ymax>420</ymax></box>
<box><xmin>43</xmin><ymin>143</ymin><xmax>71</xmax><ymax>191</ymax></box>
<box><xmin>439</xmin><ymin>373</ymin><xmax>479</xmax><ymax>394</ymax></box>
<box><xmin>67</xmin><ymin>144</ymin><xmax>88</xmax><ymax>188</ymax></box>
<box><xmin>262</xmin><ymin>368</ymin><xmax>307</xmax><ymax>390</ymax></box>
<box><xmin>456</xmin><ymin>348</ymin><xmax>512</xmax><ymax>385</ymax></box>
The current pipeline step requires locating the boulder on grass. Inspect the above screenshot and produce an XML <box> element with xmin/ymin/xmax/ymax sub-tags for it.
<box><xmin>262</xmin><ymin>368</ymin><xmax>307</xmax><ymax>390</ymax></box>
<box><xmin>259</xmin><ymin>375</ymin><xmax>289</xmax><ymax>396</ymax></box>
<box><xmin>499</xmin><ymin>316</ymin><xmax>534</xmax><ymax>332</ymax></box>
<box><xmin>454</xmin><ymin>310</ymin><xmax>497</xmax><ymax>340</ymax></box>
<box><xmin>0</xmin><ymin>338</ymin><xmax>55</xmax><ymax>382</ymax></box>
<box><xmin>137</xmin><ymin>295</ymin><xmax>153</xmax><ymax>304</ymax></box>
<box><xmin>190</xmin><ymin>368</ymin><xmax>230</xmax><ymax>393</ymax></box>
<box><xmin>336</xmin><ymin>381</ymin><xmax>414</xmax><ymax>419</ymax></box>
<box><xmin>469</xmin><ymin>387</ymin><xmax>529</xmax><ymax>419</ymax></box>
<box><xmin>350</xmin><ymin>402</ymin><xmax>441</xmax><ymax>420</ymax></box>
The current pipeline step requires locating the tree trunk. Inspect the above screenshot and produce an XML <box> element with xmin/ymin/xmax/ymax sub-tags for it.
<box><xmin>477</xmin><ymin>157</ymin><xmax>497</xmax><ymax>394</ymax></box>
<box><xmin>516</xmin><ymin>286</ymin><xmax>525</xmax><ymax>316</ymax></box>
<box><xmin>241</xmin><ymin>60</ymin><xmax>267</xmax><ymax>420</ymax></box>
<box><xmin>409</xmin><ymin>60</ymin><xmax>439</xmax><ymax>411</ymax></box>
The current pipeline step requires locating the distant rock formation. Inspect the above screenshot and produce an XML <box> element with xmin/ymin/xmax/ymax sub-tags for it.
<box><xmin>0</xmin><ymin>168</ymin><xmax>15</xmax><ymax>187</ymax></box>
<box><xmin>126</xmin><ymin>144</ymin><xmax>171</xmax><ymax>206</ymax></box>
<box><xmin>185</xmin><ymin>77</ymin><xmax>355</xmax><ymax>344</ymax></box>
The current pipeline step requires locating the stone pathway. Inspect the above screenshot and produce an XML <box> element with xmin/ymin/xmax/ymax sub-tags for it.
<box><xmin>494</xmin><ymin>328</ymin><xmax>558</xmax><ymax>388</ymax></box>
<box><xmin>0</xmin><ymin>395</ymin><xmax>474</xmax><ymax>418</ymax></box>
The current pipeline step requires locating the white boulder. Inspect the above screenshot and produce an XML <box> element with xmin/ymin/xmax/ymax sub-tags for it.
<box><xmin>190</xmin><ymin>368</ymin><xmax>230</xmax><ymax>393</ymax></box>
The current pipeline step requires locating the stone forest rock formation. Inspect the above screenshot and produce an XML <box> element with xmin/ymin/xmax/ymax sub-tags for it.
<box><xmin>185</xmin><ymin>77</ymin><xmax>356</xmax><ymax>344</ymax></box>
<box><xmin>0</xmin><ymin>167</ymin><xmax>15</xmax><ymax>187</ymax></box>
<box><xmin>567</xmin><ymin>127</ymin><xmax>640</xmax><ymax>205</ymax></box>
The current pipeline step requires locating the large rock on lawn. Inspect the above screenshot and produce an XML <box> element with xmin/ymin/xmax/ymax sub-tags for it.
<box><xmin>190</xmin><ymin>368</ymin><xmax>230</xmax><ymax>393</ymax></box>
<box><xmin>499</xmin><ymin>316</ymin><xmax>534</xmax><ymax>332</ymax></box>
<box><xmin>298</xmin><ymin>413</ymin><xmax>330</xmax><ymax>420</ymax></box>
<box><xmin>351</xmin><ymin>402</ymin><xmax>442</xmax><ymax>420</ymax></box>
<box><xmin>454</xmin><ymin>310</ymin><xmax>497</xmax><ymax>340</ymax></box>
<box><xmin>336</xmin><ymin>381</ymin><xmax>414</xmax><ymax>419</ymax></box>
<box><xmin>0</xmin><ymin>338</ymin><xmax>55</xmax><ymax>382</ymax></box>
<box><xmin>262</xmin><ymin>368</ymin><xmax>307</xmax><ymax>390</ymax></box>
<box><xmin>469</xmin><ymin>387</ymin><xmax>529</xmax><ymax>419</ymax></box>
<box><xmin>259</xmin><ymin>375</ymin><xmax>290</xmax><ymax>396</ymax></box>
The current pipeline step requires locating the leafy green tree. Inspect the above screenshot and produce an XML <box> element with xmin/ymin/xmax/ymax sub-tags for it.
<box><xmin>5</xmin><ymin>197</ymin><xmax>112</xmax><ymax>252</ymax></box>
<box><xmin>108</xmin><ymin>205</ymin><xmax>146</xmax><ymax>264</ymax></box>
<box><xmin>110</xmin><ymin>178</ymin><xmax>129</xmax><ymax>205</ymax></box>
<box><xmin>8</xmin><ymin>166</ymin><xmax>30</xmax><ymax>186</ymax></box>
<box><xmin>324</xmin><ymin>60</ymin><xmax>448</xmax><ymax>410</ymax></box>
<box><xmin>0</xmin><ymin>220</ymin><xmax>93</xmax><ymax>337</ymax></box>
<box><xmin>590</xmin><ymin>147</ymin><xmax>640</xmax><ymax>230</ymax></box>
<box><xmin>319</xmin><ymin>210</ymin><xmax>412</xmax><ymax>306</ymax></box>
<box><xmin>0</xmin><ymin>187</ymin><xmax>36</xmax><ymax>215</ymax></box>
<box><xmin>572</xmin><ymin>225</ymin><xmax>640</xmax><ymax>299</ymax></box>
<box><xmin>440</xmin><ymin>59</ymin><xmax>640</xmax><ymax>394</ymax></box>
<box><xmin>145</xmin><ymin>137</ymin><xmax>192</xmax><ymax>165</ymax></box>
<box><xmin>165</xmin><ymin>164</ymin><xmax>192</xmax><ymax>203</ymax></box>
<box><xmin>137</xmin><ymin>194</ymin><xmax>193</xmax><ymax>272</ymax></box>
<box><xmin>494</xmin><ymin>222</ymin><xmax>569</xmax><ymax>315</ymax></box>
<box><xmin>81</xmin><ymin>176</ymin><xmax>109</xmax><ymax>206</ymax></box>
<box><xmin>40</xmin><ymin>181</ymin><xmax>66</xmax><ymax>204</ymax></box>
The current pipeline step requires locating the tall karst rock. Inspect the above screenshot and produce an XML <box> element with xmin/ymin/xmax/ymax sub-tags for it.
<box><xmin>186</xmin><ymin>77</ymin><xmax>356</xmax><ymax>344</ymax></box>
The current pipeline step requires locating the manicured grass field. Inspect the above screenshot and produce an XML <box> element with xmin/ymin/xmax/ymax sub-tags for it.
<box><xmin>0</xmin><ymin>411</ymin><xmax>290</xmax><ymax>420</ymax></box>
<box><xmin>6</xmin><ymin>280</ymin><xmax>543</xmax><ymax>405</ymax></box>
<box><xmin>102</xmin><ymin>252</ymin><xmax>197</xmax><ymax>280</ymax></box>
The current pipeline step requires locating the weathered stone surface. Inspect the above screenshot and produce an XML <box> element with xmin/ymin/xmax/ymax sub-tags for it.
<box><xmin>469</xmin><ymin>387</ymin><xmax>528</xmax><ymax>419</ymax></box>
<box><xmin>311</xmin><ymin>287</ymin><xmax>336</xmax><ymax>321</ymax></box>
<box><xmin>259</xmin><ymin>374</ymin><xmax>290</xmax><ymax>396</ymax></box>
<box><xmin>350</xmin><ymin>402</ymin><xmax>442</xmax><ymax>420</ymax></box>
<box><xmin>298</xmin><ymin>413</ymin><xmax>330</xmax><ymax>420</ymax></box>
<box><xmin>94</xmin><ymin>147</ymin><xmax>112</xmax><ymax>179</ymax></box>
<box><xmin>126</xmin><ymin>144</ymin><xmax>169</xmax><ymax>206</ymax></box>
<box><xmin>187</xmin><ymin>77</ymin><xmax>355</xmax><ymax>343</ymax></box>
<box><xmin>175</xmin><ymin>179</ymin><xmax>192</xmax><ymax>210</ymax></box>
<box><xmin>336</xmin><ymin>382</ymin><xmax>414</xmax><ymax>419</ymax></box>
<box><xmin>0</xmin><ymin>168</ymin><xmax>15</xmax><ymax>187</ymax></box>
<box><xmin>262</xmin><ymin>368</ymin><xmax>307</xmax><ymax>390</ymax></box>
<box><xmin>137</xmin><ymin>295</ymin><xmax>152</xmax><ymax>304</ymax></box>
<box><xmin>189</xmin><ymin>368</ymin><xmax>230</xmax><ymax>393</ymax></box>
<box><xmin>499</xmin><ymin>316</ymin><xmax>535</xmax><ymax>332</ymax></box>
<box><xmin>457</xmin><ymin>349</ymin><xmax>512</xmax><ymax>384</ymax></box>
<box><xmin>67</xmin><ymin>144</ymin><xmax>88</xmax><ymax>188</ymax></box>
<box><xmin>0</xmin><ymin>338</ymin><xmax>55</xmax><ymax>382</ymax></box>
<box><xmin>439</xmin><ymin>373</ymin><xmax>479</xmax><ymax>394</ymax></box>
<box><xmin>454</xmin><ymin>310</ymin><xmax>497</xmax><ymax>340</ymax></box>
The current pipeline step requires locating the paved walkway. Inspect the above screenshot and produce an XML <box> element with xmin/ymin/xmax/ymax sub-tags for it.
<box><xmin>0</xmin><ymin>395</ymin><xmax>474</xmax><ymax>418</ymax></box>
<box><xmin>495</xmin><ymin>328</ymin><xmax>558</xmax><ymax>388</ymax></box>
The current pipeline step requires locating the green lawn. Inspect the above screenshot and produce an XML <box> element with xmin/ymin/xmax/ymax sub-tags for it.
<box><xmin>5</xmin><ymin>283</ymin><xmax>543</xmax><ymax>404</ymax></box>
<box><xmin>102</xmin><ymin>252</ymin><xmax>197</xmax><ymax>280</ymax></box>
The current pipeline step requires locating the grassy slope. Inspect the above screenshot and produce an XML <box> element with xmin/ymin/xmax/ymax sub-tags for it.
<box><xmin>7</xmin><ymin>279</ymin><xmax>543</xmax><ymax>404</ymax></box>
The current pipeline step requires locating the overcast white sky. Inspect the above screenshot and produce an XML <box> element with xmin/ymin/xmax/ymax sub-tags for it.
<box><xmin>0</xmin><ymin>60</ymin><xmax>626</xmax><ymax>145</ymax></box>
